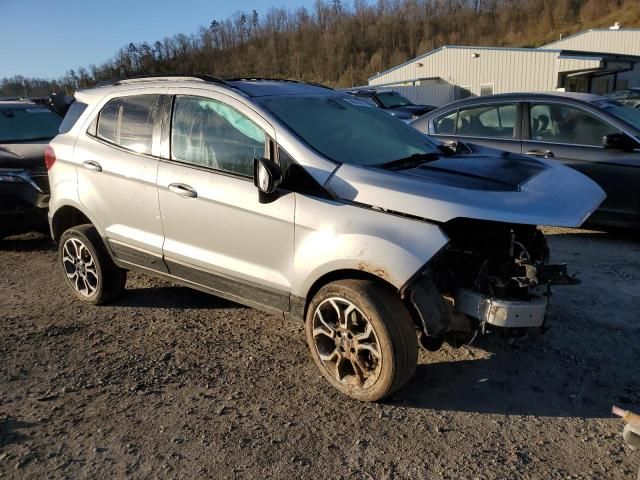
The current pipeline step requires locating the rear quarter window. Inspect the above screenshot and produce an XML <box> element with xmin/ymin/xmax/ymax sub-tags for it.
<box><xmin>95</xmin><ymin>95</ymin><xmax>161</xmax><ymax>155</ymax></box>
<box><xmin>59</xmin><ymin>102</ymin><xmax>87</xmax><ymax>134</ymax></box>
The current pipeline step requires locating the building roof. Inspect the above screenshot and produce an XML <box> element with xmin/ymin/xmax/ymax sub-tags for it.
<box><xmin>367</xmin><ymin>45</ymin><xmax>610</xmax><ymax>82</ymax></box>
<box><xmin>541</xmin><ymin>28</ymin><xmax>640</xmax><ymax>49</ymax></box>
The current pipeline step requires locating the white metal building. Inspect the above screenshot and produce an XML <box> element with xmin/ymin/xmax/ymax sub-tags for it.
<box><xmin>368</xmin><ymin>28</ymin><xmax>640</xmax><ymax>106</ymax></box>
<box><xmin>543</xmin><ymin>28</ymin><xmax>640</xmax><ymax>57</ymax></box>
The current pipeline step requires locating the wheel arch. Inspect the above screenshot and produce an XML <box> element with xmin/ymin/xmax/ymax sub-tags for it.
<box><xmin>51</xmin><ymin>203</ymin><xmax>99</xmax><ymax>244</ymax></box>
<box><xmin>297</xmin><ymin>268</ymin><xmax>398</xmax><ymax>322</ymax></box>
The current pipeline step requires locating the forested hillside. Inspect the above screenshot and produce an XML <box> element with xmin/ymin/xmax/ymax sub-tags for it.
<box><xmin>2</xmin><ymin>0</ymin><xmax>639</xmax><ymax>96</ymax></box>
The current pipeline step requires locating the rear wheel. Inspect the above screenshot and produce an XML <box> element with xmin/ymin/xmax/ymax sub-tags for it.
<box><xmin>59</xmin><ymin>225</ymin><xmax>126</xmax><ymax>305</ymax></box>
<box><xmin>305</xmin><ymin>279</ymin><xmax>418</xmax><ymax>401</ymax></box>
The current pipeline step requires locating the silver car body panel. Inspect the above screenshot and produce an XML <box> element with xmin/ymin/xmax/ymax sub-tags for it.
<box><xmin>291</xmin><ymin>194</ymin><xmax>449</xmax><ymax>297</ymax></box>
<box><xmin>326</xmin><ymin>158</ymin><xmax>605</xmax><ymax>227</ymax></box>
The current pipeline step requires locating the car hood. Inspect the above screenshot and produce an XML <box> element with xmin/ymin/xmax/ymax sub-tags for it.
<box><xmin>0</xmin><ymin>141</ymin><xmax>49</xmax><ymax>170</ymax></box>
<box><xmin>326</xmin><ymin>147</ymin><xmax>606</xmax><ymax>227</ymax></box>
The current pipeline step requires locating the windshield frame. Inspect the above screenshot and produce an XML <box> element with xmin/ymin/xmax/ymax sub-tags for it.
<box><xmin>256</xmin><ymin>93</ymin><xmax>439</xmax><ymax>167</ymax></box>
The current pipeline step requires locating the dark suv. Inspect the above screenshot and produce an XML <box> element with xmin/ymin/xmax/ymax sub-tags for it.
<box><xmin>0</xmin><ymin>101</ymin><xmax>62</xmax><ymax>239</ymax></box>
<box><xmin>346</xmin><ymin>88</ymin><xmax>435</xmax><ymax>122</ymax></box>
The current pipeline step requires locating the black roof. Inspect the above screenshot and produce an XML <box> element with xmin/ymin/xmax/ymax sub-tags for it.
<box><xmin>226</xmin><ymin>78</ymin><xmax>335</xmax><ymax>97</ymax></box>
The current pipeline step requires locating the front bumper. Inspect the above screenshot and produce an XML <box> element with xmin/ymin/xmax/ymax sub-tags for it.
<box><xmin>453</xmin><ymin>288</ymin><xmax>548</xmax><ymax>328</ymax></box>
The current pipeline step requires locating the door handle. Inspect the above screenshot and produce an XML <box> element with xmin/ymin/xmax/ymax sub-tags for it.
<box><xmin>168</xmin><ymin>183</ymin><xmax>197</xmax><ymax>198</ymax></box>
<box><xmin>525</xmin><ymin>149</ymin><xmax>555</xmax><ymax>158</ymax></box>
<box><xmin>82</xmin><ymin>160</ymin><xmax>102</xmax><ymax>172</ymax></box>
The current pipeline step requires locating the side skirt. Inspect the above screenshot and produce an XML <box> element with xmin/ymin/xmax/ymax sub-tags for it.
<box><xmin>111</xmin><ymin>257</ymin><xmax>289</xmax><ymax>319</ymax></box>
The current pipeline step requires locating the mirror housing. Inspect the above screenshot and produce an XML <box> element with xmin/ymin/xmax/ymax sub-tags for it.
<box><xmin>603</xmin><ymin>132</ymin><xmax>638</xmax><ymax>151</ymax></box>
<box><xmin>253</xmin><ymin>157</ymin><xmax>283</xmax><ymax>203</ymax></box>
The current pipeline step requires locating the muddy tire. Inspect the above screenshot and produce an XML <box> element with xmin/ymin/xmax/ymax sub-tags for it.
<box><xmin>305</xmin><ymin>279</ymin><xmax>418</xmax><ymax>401</ymax></box>
<box><xmin>58</xmin><ymin>225</ymin><xmax>126</xmax><ymax>305</ymax></box>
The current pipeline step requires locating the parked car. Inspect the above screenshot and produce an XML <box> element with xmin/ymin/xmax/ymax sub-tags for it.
<box><xmin>0</xmin><ymin>100</ymin><xmax>62</xmax><ymax>239</ymax></box>
<box><xmin>604</xmin><ymin>88</ymin><xmax>640</xmax><ymax>109</ymax></box>
<box><xmin>411</xmin><ymin>92</ymin><xmax>640</xmax><ymax>229</ymax></box>
<box><xmin>47</xmin><ymin>76</ymin><xmax>603</xmax><ymax>401</ymax></box>
<box><xmin>345</xmin><ymin>88</ymin><xmax>436</xmax><ymax>121</ymax></box>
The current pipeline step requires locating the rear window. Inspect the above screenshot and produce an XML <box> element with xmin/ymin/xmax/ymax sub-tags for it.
<box><xmin>59</xmin><ymin>101</ymin><xmax>87</xmax><ymax>134</ymax></box>
<box><xmin>95</xmin><ymin>95</ymin><xmax>161</xmax><ymax>155</ymax></box>
<box><xmin>0</xmin><ymin>107</ymin><xmax>62</xmax><ymax>143</ymax></box>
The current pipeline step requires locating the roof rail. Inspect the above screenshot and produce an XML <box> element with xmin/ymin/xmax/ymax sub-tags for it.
<box><xmin>112</xmin><ymin>74</ymin><xmax>230</xmax><ymax>86</ymax></box>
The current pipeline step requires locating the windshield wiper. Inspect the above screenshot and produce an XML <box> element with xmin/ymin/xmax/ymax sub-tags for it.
<box><xmin>378</xmin><ymin>152</ymin><xmax>440</xmax><ymax>171</ymax></box>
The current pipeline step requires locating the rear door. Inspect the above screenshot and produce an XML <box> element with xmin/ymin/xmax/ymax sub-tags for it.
<box><xmin>75</xmin><ymin>92</ymin><xmax>167</xmax><ymax>270</ymax></box>
<box><xmin>522</xmin><ymin>101</ymin><xmax>640</xmax><ymax>226</ymax></box>
<box><xmin>428</xmin><ymin>102</ymin><xmax>523</xmax><ymax>155</ymax></box>
<box><xmin>156</xmin><ymin>90</ymin><xmax>295</xmax><ymax>312</ymax></box>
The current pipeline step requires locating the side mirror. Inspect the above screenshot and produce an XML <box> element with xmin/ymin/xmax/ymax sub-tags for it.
<box><xmin>603</xmin><ymin>132</ymin><xmax>637</xmax><ymax>151</ymax></box>
<box><xmin>253</xmin><ymin>157</ymin><xmax>283</xmax><ymax>203</ymax></box>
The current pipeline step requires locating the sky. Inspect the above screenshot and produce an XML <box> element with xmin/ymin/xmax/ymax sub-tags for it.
<box><xmin>0</xmin><ymin>0</ymin><xmax>314</xmax><ymax>79</ymax></box>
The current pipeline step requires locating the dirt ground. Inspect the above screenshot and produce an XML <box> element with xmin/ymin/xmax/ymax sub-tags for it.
<box><xmin>1</xmin><ymin>227</ymin><xmax>639</xmax><ymax>479</ymax></box>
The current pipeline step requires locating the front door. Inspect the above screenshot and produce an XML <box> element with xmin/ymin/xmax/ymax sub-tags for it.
<box><xmin>157</xmin><ymin>92</ymin><xmax>294</xmax><ymax>312</ymax></box>
<box><xmin>523</xmin><ymin>102</ymin><xmax>640</xmax><ymax>226</ymax></box>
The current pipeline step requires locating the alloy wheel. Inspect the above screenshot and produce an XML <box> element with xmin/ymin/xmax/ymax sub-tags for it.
<box><xmin>62</xmin><ymin>238</ymin><xmax>99</xmax><ymax>297</ymax></box>
<box><xmin>312</xmin><ymin>297</ymin><xmax>382</xmax><ymax>389</ymax></box>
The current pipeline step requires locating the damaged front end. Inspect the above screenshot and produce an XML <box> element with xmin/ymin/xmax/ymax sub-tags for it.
<box><xmin>403</xmin><ymin>219</ymin><xmax>578</xmax><ymax>350</ymax></box>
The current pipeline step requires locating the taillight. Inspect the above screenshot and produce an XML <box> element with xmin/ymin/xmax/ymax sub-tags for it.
<box><xmin>44</xmin><ymin>146</ymin><xmax>56</xmax><ymax>170</ymax></box>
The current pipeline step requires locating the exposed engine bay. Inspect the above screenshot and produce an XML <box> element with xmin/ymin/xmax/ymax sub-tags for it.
<box><xmin>405</xmin><ymin>219</ymin><xmax>578</xmax><ymax>350</ymax></box>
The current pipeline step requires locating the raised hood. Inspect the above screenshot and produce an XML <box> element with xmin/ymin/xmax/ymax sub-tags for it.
<box><xmin>326</xmin><ymin>151</ymin><xmax>606</xmax><ymax>227</ymax></box>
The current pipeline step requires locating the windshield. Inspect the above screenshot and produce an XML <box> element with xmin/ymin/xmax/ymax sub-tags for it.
<box><xmin>592</xmin><ymin>99</ymin><xmax>640</xmax><ymax>130</ymax></box>
<box><xmin>376</xmin><ymin>91</ymin><xmax>414</xmax><ymax>108</ymax></box>
<box><xmin>0</xmin><ymin>107</ymin><xmax>62</xmax><ymax>143</ymax></box>
<box><xmin>259</xmin><ymin>95</ymin><xmax>438</xmax><ymax>166</ymax></box>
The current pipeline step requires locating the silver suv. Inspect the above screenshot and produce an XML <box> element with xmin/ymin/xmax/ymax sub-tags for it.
<box><xmin>47</xmin><ymin>76</ymin><xmax>605</xmax><ymax>401</ymax></box>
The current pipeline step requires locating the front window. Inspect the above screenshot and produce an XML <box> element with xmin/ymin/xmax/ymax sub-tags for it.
<box><xmin>171</xmin><ymin>95</ymin><xmax>266</xmax><ymax>177</ymax></box>
<box><xmin>529</xmin><ymin>103</ymin><xmax>618</xmax><ymax>146</ymax></box>
<box><xmin>592</xmin><ymin>99</ymin><xmax>640</xmax><ymax>130</ymax></box>
<box><xmin>375</xmin><ymin>91</ymin><xmax>413</xmax><ymax>108</ymax></box>
<box><xmin>0</xmin><ymin>107</ymin><xmax>61</xmax><ymax>143</ymax></box>
<box><xmin>258</xmin><ymin>95</ymin><xmax>438</xmax><ymax>166</ymax></box>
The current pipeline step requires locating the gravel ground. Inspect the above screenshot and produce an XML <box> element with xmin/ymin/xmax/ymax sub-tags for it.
<box><xmin>1</xmin><ymin>228</ymin><xmax>639</xmax><ymax>479</ymax></box>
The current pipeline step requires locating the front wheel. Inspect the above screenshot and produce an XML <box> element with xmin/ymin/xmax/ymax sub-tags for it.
<box><xmin>305</xmin><ymin>279</ymin><xmax>418</xmax><ymax>401</ymax></box>
<box><xmin>59</xmin><ymin>225</ymin><xmax>126</xmax><ymax>305</ymax></box>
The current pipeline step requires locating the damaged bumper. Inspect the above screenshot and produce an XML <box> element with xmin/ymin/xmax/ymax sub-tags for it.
<box><xmin>453</xmin><ymin>288</ymin><xmax>548</xmax><ymax>328</ymax></box>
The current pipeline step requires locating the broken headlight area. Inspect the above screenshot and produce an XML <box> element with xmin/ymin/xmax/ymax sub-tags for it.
<box><xmin>405</xmin><ymin>219</ymin><xmax>578</xmax><ymax>350</ymax></box>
